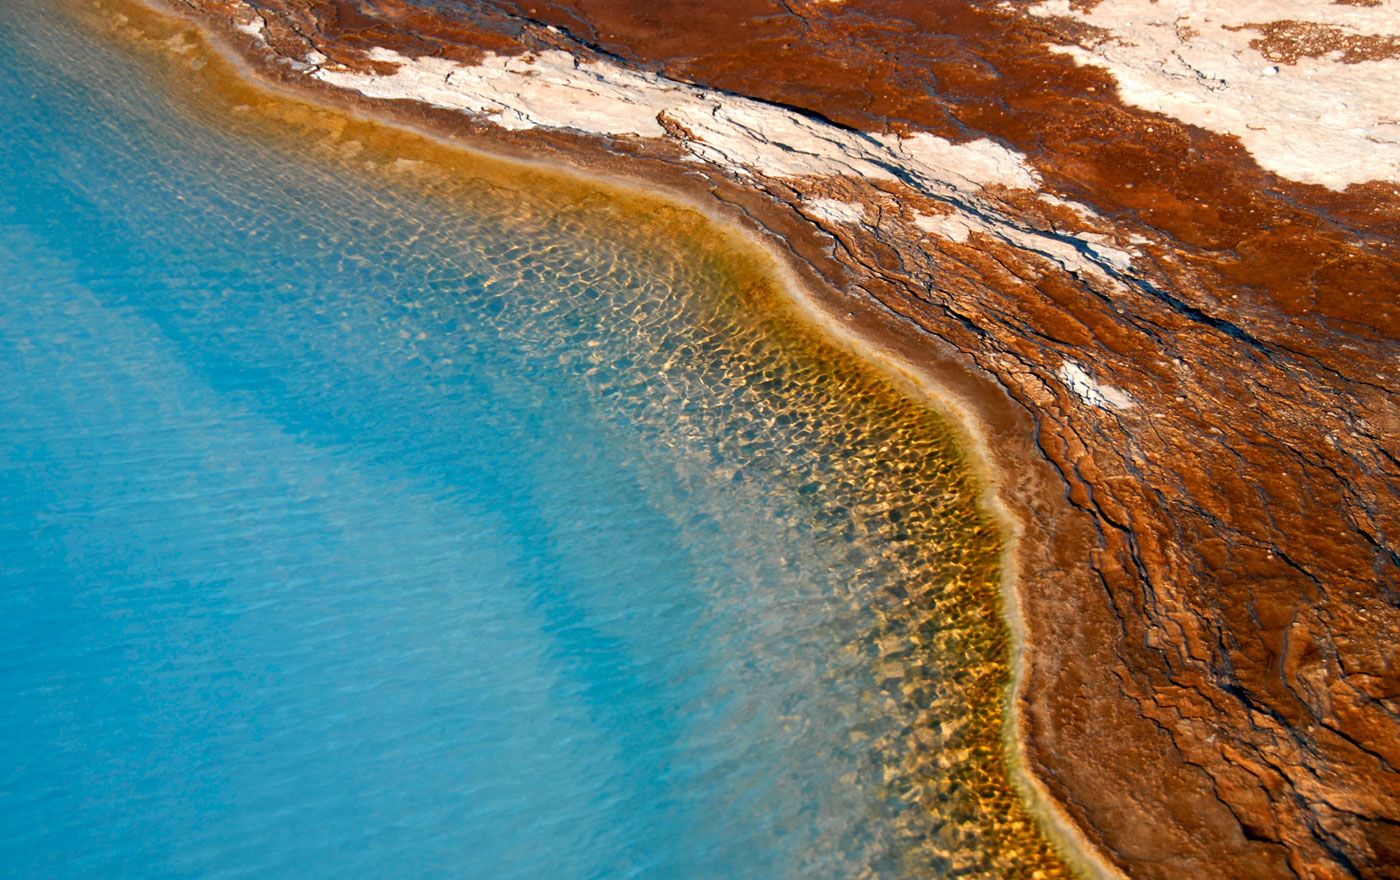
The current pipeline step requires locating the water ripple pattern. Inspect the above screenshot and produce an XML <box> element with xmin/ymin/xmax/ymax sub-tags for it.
<box><xmin>0</xmin><ymin>2</ymin><xmax>1069</xmax><ymax>878</ymax></box>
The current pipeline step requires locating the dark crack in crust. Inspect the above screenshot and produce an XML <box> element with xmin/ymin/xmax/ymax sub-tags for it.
<box><xmin>132</xmin><ymin>0</ymin><xmax>1400</xmax><ymax>877</ymax></box>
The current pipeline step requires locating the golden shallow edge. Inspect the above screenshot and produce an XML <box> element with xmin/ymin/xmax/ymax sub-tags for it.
<box><xmin>65</xmin><ymin>1</ymin><xmax>1123</xmax><ymax>875</ymax></box>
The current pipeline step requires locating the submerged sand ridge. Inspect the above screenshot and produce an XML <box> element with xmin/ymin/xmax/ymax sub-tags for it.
<box><xmin>144</xmin><ymin>0</ymin><xmax>1398</xmax><ymax>877</ymax></box>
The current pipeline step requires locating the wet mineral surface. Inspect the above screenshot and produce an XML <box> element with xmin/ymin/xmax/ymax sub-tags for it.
<box><xmin>129</xmin><ymin>0</ymin><xmax>1400</xmax><ymax>877</ymax></box>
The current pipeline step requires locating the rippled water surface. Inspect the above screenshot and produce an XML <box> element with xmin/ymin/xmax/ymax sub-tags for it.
<box><xmin>0</xmin><ymin>2</ymin><xmax>1070</xmax><ymax>877</ymax></box>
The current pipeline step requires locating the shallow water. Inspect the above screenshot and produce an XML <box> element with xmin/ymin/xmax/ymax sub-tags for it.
<box><xmin>0</xmin><ymin>2</ymin><xmax>1069</xmax><ymax>877</ymax></box>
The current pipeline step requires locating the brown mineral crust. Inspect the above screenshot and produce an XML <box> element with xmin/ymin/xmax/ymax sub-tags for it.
<box><xmin>1229</xmin><ymin>20</ymin><xmax>1400</xmax><ymax>65</ymax></box>
<box><xmin>154</xmin><ymin>1</ymin><xmax>1400</xmax><ymax>877</ymax></box>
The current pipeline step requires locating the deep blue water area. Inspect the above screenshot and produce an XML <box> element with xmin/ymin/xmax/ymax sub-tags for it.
<box><xmin>0</xmin><ymin>3</ymin><xmax>1066</xmax><ymax>878</ymax></box>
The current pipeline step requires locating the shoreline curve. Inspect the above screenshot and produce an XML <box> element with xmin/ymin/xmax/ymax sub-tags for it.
<box><xmin>87</xmin><ymin>1</ymin><xmax>1400</xmax><ymax>877</ymax></box>
<box><xmin>114</xmin><ymin>0</ymin><xmax>1117</xmax><ymax>873</ymax></box>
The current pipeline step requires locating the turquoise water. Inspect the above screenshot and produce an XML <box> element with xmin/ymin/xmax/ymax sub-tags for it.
<box><xmin>0</xmin><ymin>3</ymin><xmax>1067</xmax><ymax>878</ymax></box>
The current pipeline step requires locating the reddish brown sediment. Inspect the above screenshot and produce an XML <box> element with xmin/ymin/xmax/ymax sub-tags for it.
<box><xmin>1235</xmin><ymin>19</ymin><xmax>1400</xmax><ymax>64</ymax></box>
<box><xmin>125</xmin><ymin>0</ymin><xmax>1399</xmax><ymax>877</ymax></box>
